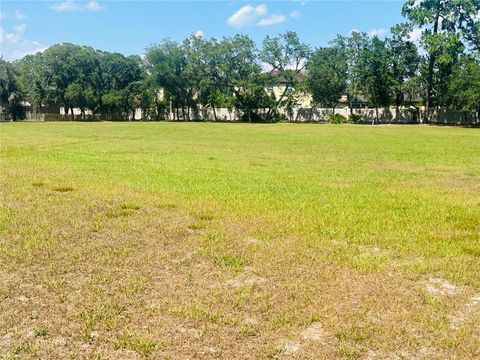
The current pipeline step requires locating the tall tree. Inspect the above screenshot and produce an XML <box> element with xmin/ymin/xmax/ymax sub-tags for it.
<box><xmin>13</xmin><ymin>53</ymin><xmax>51</xmax><ymax>115</ymax></box>
<box><xmin>97</xmin><ymin>52</ymin><xmax>143</xmax><ymax>114</ymax></box>
<box><xmin>64</xmin><ymin>82</ymin><xmax>95</xmax><ymax>119</ymax></box>
<box><xmin>101</xmin><ymin>89</ymin><xmax>123</xmax><ymax>119</ymax></box>
<box><xmin>358</xmin><ymin>37</ymin><xmax>392</xmax><ymax>124</ymax></box>
<box><xmin>0</xmin><ymin>59</ymin><xmax>24</xmax><ymax>120</ymax></box>
<box><xmin>42</xmin><ymin>44</ymin><xmax>100</xmax><ymax>115</ymax></box>
<box><xmin>388</xmin><ymin>25</ymin><xmax>421</xmax><ymax>114</ymax></box>
<box><xmin>402</xmin><ymin>0</ymin><xmax>480</xmax><ymax>122</ymax></box>
<box><xmin>306</xmin><ymin>46</ymin><xmax>347</xmax><ymax>114</ymax></box>
<box><xmin>448</xmin><ymin>55</ymin><xmax>480</xmax><ymax>120</ymax></box>
<box><xmin>331</xmin><ymin>32</ymin><xmax>369</xmax><ymax>114</ymax></box>
<box><xmin>193</xmin><ymin>37</ymin><xmax>234</xmax><ymax>121</ymax></box>
<box><xmin>145</xmin><ymin>39</ymin><xmax>195</xmax><ymax>120</ymax></box>
<box><xmin>220</xmin><ymin>35</ymin><xmax>269</xmax><ymax>122</ymax></box>
<box><xmin>260</xmin><ymin>31</ymin><xmax>311</xmax><ymax>122</ymax></box>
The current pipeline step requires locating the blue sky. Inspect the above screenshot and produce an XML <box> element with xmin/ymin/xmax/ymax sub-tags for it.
<box><xmin>1</xmin><ymin>1</ymin><xmax>406</xmax><ymax>61</ymax></box>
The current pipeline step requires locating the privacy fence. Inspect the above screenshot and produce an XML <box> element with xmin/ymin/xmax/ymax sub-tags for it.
<box><xmin>2</xmin><ymin>108</ymin><xmax>479</xmax><ymax>125</ymax></box>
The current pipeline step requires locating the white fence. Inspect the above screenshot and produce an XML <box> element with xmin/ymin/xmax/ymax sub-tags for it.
<box><xmin>174</xmin><ymin>107</ymin><xmax>478</xmax><ymax>125</ymax></box>
<box><xmin>2</xmin><ymin>107</ymin><xmax>478</xmax><ymax>125</ymax></box>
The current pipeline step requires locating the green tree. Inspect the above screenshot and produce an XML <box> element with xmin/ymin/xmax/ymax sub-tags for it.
<box><xmin>388</xmin><ymin>25</ymin><xmax>421</xmax><ymax>113</ymax></box>
<box><xmin>358</xmin><ymin>37</ymin><xmax>392</xmax><ymax>124</ymax></box>
<box><xmin>64</xmin><ymin>83</ymin><xmax>95</xmax><ymax>119</ymax></box>
<box><xmin>331</xmin><ymin>32</ymin><xmax>370</xmax><ymax>114</ymax></box>
<box><xmin>402</xmin><ymin>0</ymin><xmax>480</xmax><ymax>122</ymax></box>
<box><xmin>260</xmin><ymin>31</ymin><xmax>312</xmax><ymax>122</ymax></box>
<box><xmin>136</xmin><ymin>79</ymin><xmax>158</xmax><ymax>120</ymax></box>
<box><xmin>219</xmin><ymin>35</ymin><xmax>269</xmax><ymax>122</ymax></box>
<box><xmin>122</xmin><ymin>81</ymin><xmax>143</xmax><ymax>120</ymax></box>
<box><xmin>145</xmin><ymin>39</ymin><xmax>195</xmax><ymax>120</ymax></box>
<box><xmin>13</xmin><ymin>53</ymin><xmax>51</xmax><ymax>116</ymax></box>
<box><xmin>0</xmin><ymin>59</ymin><xmax>25</xmax><ymax>120</ymax></box>
<box><xmin>448</xmin><ymin>55</ymin><xmax>480</xmax><ymax>120</ymax></box>
<box><xmin>192</xmin><ymin>37</ymin><xmax>233</xmax><ymax>121</ymax></box>
<box><xmin>306</xmin><ymin>46</ymin><xmax>347</xmax><ymax>114</ymax></box>
<box><xmin>42</xmin><ymin>44</ymin><xmax>100</xmax><ymax>115</ymax></box>
<box><xmin>101</xmin><ymin>90</ymin><xmax>123</xmax><ymax>119</ymax></box>
<box><xmin>97</xmin><ymin>52</ymin><xmax>143</xmax><ymax>114</ymax></box>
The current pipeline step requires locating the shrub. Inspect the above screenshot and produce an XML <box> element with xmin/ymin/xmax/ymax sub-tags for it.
<box><xmin>241</xmin><ymin>111</ymin><xmax>264</xmax><ymax>123</ymax></box>
<box><xmin>329</xmin><ymin>113</ymin><xmax>346</xmax><ymax>124</ymax></box>
<box><xmin>349</xmin><ymin>114</ymin><xmax>362</xmax><ymax>123</ymax></box>
<box><xmin>274</xmin><ymin>112</ymin><xmax>288</xmax><ymax>122</ymax></box>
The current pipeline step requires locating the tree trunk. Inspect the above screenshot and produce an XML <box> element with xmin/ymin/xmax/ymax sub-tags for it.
<box><xmin>396</xmin><ymin>93</ymin><xmax>401</xmax><ymax>123</ymax></box>
<box><xmin>410</xmin><ymin>100</ymin><xmax>420</xmax><ymax>124</ymax></box>
<box><xmin>374</xmin><ymin>106</ymin><xmax>378</xmax><ymax>125</ymax></box>
<box><xmin>424</xmin><ymin>12</ymin><xmax>440</xmax><ymax>124</ymax></box>
<box><xmin>211</xmin><ymin>103</ymin><xmax>217</xmax><ymax>122</ymax></box>
<box><xmin>266</xmin><ymin>108</ymin><xmax>272</xmax><ymax>123</ymax></box>
<box><xmin>348</xmin><ymin>89</ymin><xmax>354</xmax><ymax>115</ymax></box>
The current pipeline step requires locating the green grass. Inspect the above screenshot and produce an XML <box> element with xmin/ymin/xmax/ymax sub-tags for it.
<box><xmin>0</xmin><ymin>122</ymin><xmax>479</xmax><ymax>358</ymax></box>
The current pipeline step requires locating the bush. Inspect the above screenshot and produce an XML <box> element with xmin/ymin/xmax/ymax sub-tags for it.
<box><xmin>274</xmin><ymin>112</ymin><xmax>288</xmax><ymax>122</ymax></box>
<box><xmin>241</xmin><ymin>111</ymin><xmax>265</xmax><ymax>123</ymax></box>
<box><xmin>349</xmin><ymin>114</ymin><xmax>362</xmax><ymax>123</ymax></box>
<box><xmin>329</xmin><ymin>113</ymin><xmax>346</xmax><ymax>124</ymax></box>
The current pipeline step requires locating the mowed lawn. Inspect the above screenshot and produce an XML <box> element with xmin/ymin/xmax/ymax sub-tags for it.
<box><xmin>0</xmin><ymin>122</ymin><xmax>479</xmax><ymax>359</ymax></box>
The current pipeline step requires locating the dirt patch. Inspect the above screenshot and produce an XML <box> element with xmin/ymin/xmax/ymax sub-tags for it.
<box><xmin>426</xmin><ymin>277</ymin><xmax>461</xmax><ymax>296</ymax></box>
<box><xmin>470</xmin><ymin>295</ymin><xmax>480</xmax><ymax>305</ymax></box>
<box><xmin>282</xmin><ymin>341</ymin><xmax>301</xmax><ymax>355</ymax></box>
<box><xmin>301</xmin><ymin>322</ymin><xmax>325</xmax><ymax>342</ymax></box>
<box><xmin>225</xmin><ymin>274</ymin><xmax>266</xmax><ymax>288</ymax></box>
<box><xmin>243</xmin><ymin>237</ymin><xmax>261</xmax><ymax>245</ymax></box>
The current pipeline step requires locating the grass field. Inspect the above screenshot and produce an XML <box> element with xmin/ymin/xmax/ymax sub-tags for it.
<box><xmin>1</xmin><ymin>122</ymin><xmax>479</xmax><ymax>359</ymax></box>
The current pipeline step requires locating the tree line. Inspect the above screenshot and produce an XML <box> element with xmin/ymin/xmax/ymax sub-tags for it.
<box><xmin>1</xmin><ymin>0</ymin><xmax>479</xmax><ymax>123</ymax></box>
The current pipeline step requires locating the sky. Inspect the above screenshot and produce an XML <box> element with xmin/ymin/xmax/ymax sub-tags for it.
<box><xmin>0</xmin><ymin>0</ymin><xmax>407</xmax><ymax>61</ymax></box>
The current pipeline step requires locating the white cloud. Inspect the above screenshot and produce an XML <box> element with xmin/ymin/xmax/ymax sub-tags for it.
<box><xmin>85</xmin><ymin>1</ymin><xmax>104</xmax><ymax>12</ymax></box>
<box><xmin>367</xmin><ymin>28</ymin><xmax>387</xmax><ymax>37</ymax></box>
<box><xmin>293</xmin><ymin>0</ymin><xmax>310</xmax><ymax>5</ymax></box>
<box><xmin>7</xmin><ymin>43</ymin><xmax>48</xmax><ymax>61</ymax></box>
<box><xmin>50</xmin><ymin>1</ymin><xmax>104</xmax><ymax>13</ymax></box>
<box><xmin>227</xmin><ymin>4</ymin><xmax>287</xmax><ymax>28</ymax></box>
<box><xmin>0</xmin><ymin>23</ymin><xmax>47</xmax><ymax>60</ymax></box>
<box><xmin>15</xmin><ymin>10</ymin><xmax>27</xmax><ymax>20</ymax></box>
<box><xmin>290</xmin><ymin>11</ymin><xmax>300</xmax><ymax>19</ymax></box>
<box><xmin>5</xmin><ymin>24</ymin><xmax>25</xmax><ymax>43</ymax></box>
<box><xmin>51</xmin><ymin>1</ymin><xmax>81</xmax><ymax>12</ymax></box>
<box><xmin>14</xmin><ymin>24</ymin><xmax>27</xmax><ymax>35</ymax></box>
<box><xmin>194</xmin><ymin>30</ymin><xmax>204</xmax><ymax>38</ymax></box>
<box><xmin>227</xmin><ymin>4</ymin><xmax>267</xmax><ymax>28</ymax></box>
<box><xmin>257</xmin><ymin>14</ymin><xmax>287</xmax><ymax>27</ymax></box>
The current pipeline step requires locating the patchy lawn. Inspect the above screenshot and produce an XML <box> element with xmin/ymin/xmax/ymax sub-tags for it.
<box><xmin>0</xmin><ymin>122</ymin><xmax>479</xmax><ymax>359</ymax></box>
